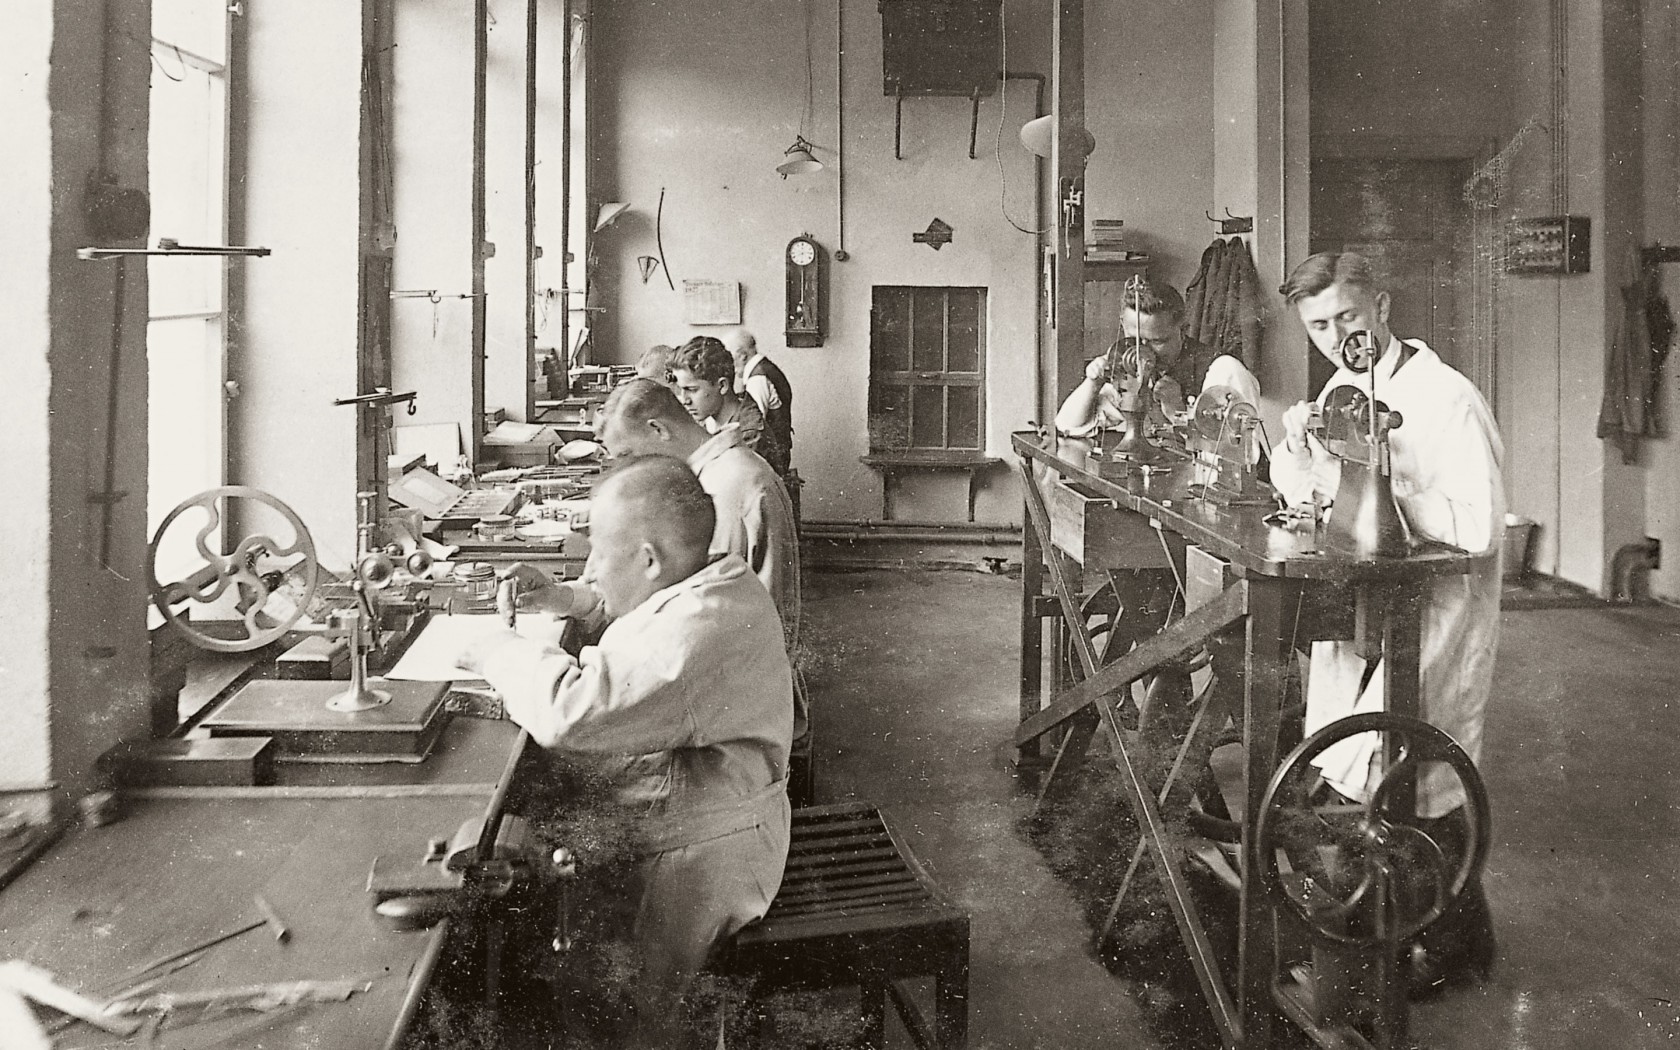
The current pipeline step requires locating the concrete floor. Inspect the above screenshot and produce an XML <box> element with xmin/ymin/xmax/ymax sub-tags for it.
<box><xmin>803</xmin><ymin>567</ymin><xmax>1680</xmax><ymax>1049</ymax></box>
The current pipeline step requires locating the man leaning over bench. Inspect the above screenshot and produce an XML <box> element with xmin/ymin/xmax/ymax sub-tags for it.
<box><xmin>456</xmin><ymin>456</ymin><xmax>794</xmax><ymax>1047</ymax></box>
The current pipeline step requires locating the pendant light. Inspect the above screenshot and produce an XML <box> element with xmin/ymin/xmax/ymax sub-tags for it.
<box><xmin>778</xmin><ymin>0</ymin><xmax>824</xmax><ymax>178</ymax></box>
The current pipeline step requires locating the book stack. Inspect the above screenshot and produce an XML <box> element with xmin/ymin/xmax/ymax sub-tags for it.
<box><xmin>1086</xmin><ymin>219</ymin><xmax>1146</xmax><ymax>263</ymax></box>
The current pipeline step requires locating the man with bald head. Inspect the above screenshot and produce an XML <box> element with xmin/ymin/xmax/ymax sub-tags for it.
<box><xmin>724</xmin><ymin>328</ymin><xmax>794</xmax><ymax>479</ymax></box>
<box><xmin>457</xmin><ymin>456</ymin><xmax>792</xmax><ymax>1044</ymax></box>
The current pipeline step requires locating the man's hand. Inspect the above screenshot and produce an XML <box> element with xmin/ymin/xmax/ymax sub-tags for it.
<box><xmin>1083</xmin><ymin>353</ymin><xmax>1110</xmax><ymax>383</ymax></box>
<box><xmin>496</xmin><ymin>563</ymin><xmax>577</xmax><ymax>617</ymax></box>
<box><xmin>455</xmin><ymin>629</ymin><xmax>517</xmax><ymax>678</ymax></box>
<box><xmin>1282</xmin><ymin>400</ymin><xmax>1317</xmax><ymax>453</ymax></box>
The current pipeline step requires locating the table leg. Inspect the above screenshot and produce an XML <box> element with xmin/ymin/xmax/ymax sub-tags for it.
<box><xmin>1019</xmin><ymin>499</ymin><xmax>1046</xmax><ymax>763</ymax></box>
<box><xmin>1238</xmin><ymin>576</ymin><xmax>1297</xmax><ymax>1050</ymax></box>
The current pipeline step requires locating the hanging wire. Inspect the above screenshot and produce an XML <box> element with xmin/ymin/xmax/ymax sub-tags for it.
<box><xmin>995</xmin><ymin>2</ymin><xmax>1047</xmax><ymax>236</ymax></box>
<box><xmin>151</xmin><ymin>41</ymin><xmax>187</xmax><ymax>82</ymax></box>
<box><xmin>801</xmin><ymin>0</ymin><xmax>815</xmax><ymax>141</ymax></box>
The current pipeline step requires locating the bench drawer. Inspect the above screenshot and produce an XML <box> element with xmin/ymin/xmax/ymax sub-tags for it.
<box><xmin>1047</xmin><ymin>479</ymin><xmax>1174</xmax><ymax>569</ymax></box>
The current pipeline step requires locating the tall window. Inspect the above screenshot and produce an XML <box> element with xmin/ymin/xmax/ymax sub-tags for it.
<box><xmin>868</xmin><ymin>286</ymin><xmax>987</xmax><ymax>451</ymax></box>
<box><xmin>148</xmin><ymin>0</ymin><xmax>231</xmax><ymax>576</ymax></box>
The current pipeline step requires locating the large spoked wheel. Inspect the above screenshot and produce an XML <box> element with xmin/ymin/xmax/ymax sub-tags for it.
<box><xmin>147</xmin><ymin>486</ymin><xmax>320</xmax><ymax>653</ymax></box>
<box><xmin>1255</xmin><ymin>713</ymin><xmax>1491</xmax><ymax>946</ymax></box>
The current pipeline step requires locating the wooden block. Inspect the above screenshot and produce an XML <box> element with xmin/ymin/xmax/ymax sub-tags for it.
<box><xmin>200</xmin><ymin>680</ymin><xmax>450</xmax><ymax>761</ymax></box>
<box><xmin>276</xmin><ymin>636</ymin><xmax>348</xmax><ymax>680</ymax></box>
<box><xmin>99</xmin><ymin>737</ymin><xmax>277</xmax><ymax>787</ymax></box>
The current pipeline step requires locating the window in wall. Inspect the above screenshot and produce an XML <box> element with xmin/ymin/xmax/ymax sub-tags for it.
<box><xmin>868</xmin><ymin>286</ymin><xmax>987</xmax><ymax>451</ymax></box>
<box><xmin>148</xmin><ymin>0</ymin><xmax>231</xmax><ymax>579</ymax></box>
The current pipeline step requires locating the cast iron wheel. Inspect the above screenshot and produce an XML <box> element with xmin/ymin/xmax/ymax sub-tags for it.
<box><xmin>1254</xmin><ymin>712</ymin><xmax>1491</xmax><ymax>946</ymax></box>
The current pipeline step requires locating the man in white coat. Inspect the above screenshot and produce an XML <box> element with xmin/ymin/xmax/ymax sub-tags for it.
<box><xmin>1272</xmin><ymin>250</ymin><xmax>1503</xmax><ymax>994</ymax></box>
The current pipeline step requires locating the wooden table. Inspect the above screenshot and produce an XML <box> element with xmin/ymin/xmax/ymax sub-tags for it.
<box><xmin>1010</xmin><ymin>431</ymin><xmax>1483</xmax><ymax>1050</ymax></box>
<box><xmin>0</xmin><ymin>718</ymin><xmax>528</xmax><ymax>1050</ymax></box>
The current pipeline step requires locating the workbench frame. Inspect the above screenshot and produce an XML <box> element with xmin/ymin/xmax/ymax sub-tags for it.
<box><xmin>1011</xmin><ymin>431</ymin><xmax>1479</xmax><ymax>1050</ymax></box>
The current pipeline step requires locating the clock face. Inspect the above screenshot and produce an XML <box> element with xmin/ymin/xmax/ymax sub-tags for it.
<box><xmin>789</xmin><ymin>240</ymin><xmax>816</xmax><ymax>267</ymax></box>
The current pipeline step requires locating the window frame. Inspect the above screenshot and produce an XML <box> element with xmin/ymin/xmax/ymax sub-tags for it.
<box><xmin>868</xmin><ymin>285</ymin><xmax>988</xmax><ymax>453</ymax></box>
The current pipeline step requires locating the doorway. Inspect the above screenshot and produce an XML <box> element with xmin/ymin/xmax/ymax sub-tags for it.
<box><xmin>1309</xmin><ymin>156</ymin><xmax>1489</xmax><ymax>396</ymax></box>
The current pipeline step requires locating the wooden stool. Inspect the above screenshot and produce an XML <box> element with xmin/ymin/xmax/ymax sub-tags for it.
<box><xmin>716</xmin><ymin>802</ymin><xmax>970</xmax><ymax>1049</ymax></box>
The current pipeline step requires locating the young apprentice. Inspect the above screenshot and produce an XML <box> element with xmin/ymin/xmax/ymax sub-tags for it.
<box><xmin>1054</xmin><ymin>276</ymin><xmax>1260</xmax><ymax>437</ymax></box>
<box><xmin>672</xmin><ymin>335</ymin><xmax>774</xmax><ymax>459</ymax></box>
<box><xmin>595</xmin><ymin>378</ymin><xmax>811</xmax><ymax>805</ymax></box>
<box><xmin>1272</xmin><ymin>250</ymin><xmax>1503</xmax><ymax>993</ymax></box>
<box><xmin>722</xmin><ymin>328</ymin><xmax>794</xmax><ymax>479</ymax></box>
<box><xmin>455</xmin><ymin>456</ymin><xmax>792</xmax><ymax>1045</ymax></box>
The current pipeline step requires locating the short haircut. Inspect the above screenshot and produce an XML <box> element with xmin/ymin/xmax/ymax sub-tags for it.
<box><xmin>597</xmin><ymin>455</ymin><xmax>716</xmax><ymax>566</ymax></box>
<box><xmin>599</xmin><ymin>376</ymin><xmax>691</xmax><ymax>432</ymax></box>
<box><xmin>1118</xmin><ymin>275</ymin><xmax>1185</xmax><ymax>323</ymax></box>
<box><xmin>674</xmin><ymin>336</ymin><xmax>735</xmax><ymax>385</ymax></box>
<box><xmin>635</xmin><ymin>344</ymin><xmax>677</xmax><ymax>382</ymax></box>
<box><xmin>1279</xmin><ymin>251</ymin><xmax>1381</xmax><ymax>304</ymax></box>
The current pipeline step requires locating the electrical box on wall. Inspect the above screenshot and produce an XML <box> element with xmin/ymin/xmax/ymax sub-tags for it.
<box><xmin>1505</xmin><ymin>216</ymin><xmax>1591</xmax><ymax>275</ymax></box>
<box><xmin>880</xmin><ymin>0</ymin><xmax>1001</xmax><ymax>97</ymax></box>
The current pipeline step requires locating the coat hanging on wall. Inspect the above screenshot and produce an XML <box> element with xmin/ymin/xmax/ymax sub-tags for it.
<box><xmin>1184</xmin><ymin>236</ymin><xmax>1264</xmax><ymax>373</ymax></box>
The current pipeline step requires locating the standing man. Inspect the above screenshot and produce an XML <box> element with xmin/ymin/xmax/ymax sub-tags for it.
<box><xmin>1272</xmin><ymin>250</ymin><xmax>1503</xmax><ymax>992</ymax></box>
<box><xmin>456</xmin><ymin>456</ymin><xmax>792</xmax><ymax>1045</ymax></box>
<box><xmin>1055</xmin><ymin>276</ymin><xmax>1260</xmax><ymax>437</ymax></box>
<box><xmin>724</xmin><ymin>328</ymin><xmax>794</xmax><ymax>479</ymax></box>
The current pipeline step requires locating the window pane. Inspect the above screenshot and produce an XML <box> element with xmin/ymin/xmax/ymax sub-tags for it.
<box><xmin>911</xmin><ymin>288</ymin><xmax>944</xmax><ymax>372</ymax></box>
<box><xmin>153</xmin><ymin>0</ymin><xmax>228</xmax><ymax>67</ymax></box>
<box><xmin>871</xmin><ymin>288</ymin><xmax>910</xmax><ymax>372</ymax></box>
<box><xmin>948</xmin><ymin>385</ymin><xmax>981</xmax><ymax>448</ymax></box>
<box><xmin>947</xmin><ymin>288</ymin><xmax>981</xmax><ymax>373</ymax></box>
<box><xmin>869</xmin><ymin>384</ymin><xmax>910</xmax><ymax>449</ymax></box>
<box><xmin>149</xmin><ymin>58</ymin><xmax>223</xmax><ymax>315</ymax></box>
<box><xmin>148</xmin><ymin>316</ymin><xmax>224</xmax><ymax>579</ymax></box>
<box><xmin>911</xmin><ymin>385</ymin><xmax>945</xmax><ymax>447</ymax></box>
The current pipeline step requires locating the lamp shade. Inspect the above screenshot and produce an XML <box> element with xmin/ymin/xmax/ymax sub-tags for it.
<box><xmin>593</xmin><ymin>202</ymin><xmax>630</xmax><ymax>233</ymax></box>
<box><xmin>777</xmin><ymin>138</ymin><xmax>824</xmax><ymax>178</ymax></box>
<box><xmin>1019</xmin><ymin>115</ymin><xmax>1095</xmax><ymax>161</ymax></box>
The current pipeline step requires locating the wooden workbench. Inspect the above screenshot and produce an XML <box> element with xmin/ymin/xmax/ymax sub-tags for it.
<box><xmin>1010</xmin><ymin>430</ymin><xmax>1484</xmax><ymax>1050</ymax></box>
<box><xmin>0</xmin><ymin>718</ymin><xmax>527</xmax><ymax>1049</ymax></box>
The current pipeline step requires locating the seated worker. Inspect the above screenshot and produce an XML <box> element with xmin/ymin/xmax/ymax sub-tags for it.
<box><xmin>1272</xmin><ymin>250</ymin><xmax>1503</xmax><ymax>993</ymax></box>
<box><xmin>723</xmin><ymin>328</ymin><xmax>794</xmax><ymax>479</ymax></box>
<box><xmin>591</xmin><ymin>377</ymin><xmax>813</xmax><ymax>805</ymax></box>
<box><xmin>673</xmin><ymin>336</ymin><xmax>787</xmax><ymax>471</ymax></box>
<box><xmin>1054</xmin><ymin>276</ymin><xmax>1260</xmax><ymax>438</ymax></box>
<box><xmin>635</xmin><ymin>343</ymin><xmax>680</xmax><ymax>393</ymax></box>
<box><xmin>456</xmin><ymin>456</ymin><xmax>792</xmax><ymax>1044</ymax></box>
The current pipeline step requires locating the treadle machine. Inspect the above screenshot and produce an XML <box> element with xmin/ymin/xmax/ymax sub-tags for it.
<box><xmin>1011</xmin><ymin>419</ymin><xmax>1493</xmax><ymax>1050</ymax></box>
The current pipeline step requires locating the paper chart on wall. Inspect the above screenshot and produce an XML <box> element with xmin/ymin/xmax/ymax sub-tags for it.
<box><xmin>384</xmin><ymin>612</ymin><xmax>569</xmax><ymax>681</ymax></box>
<box><xmin>682</xmin><ymin>280</ymin><xmax>742</xmax><ymax>325</ymax></box>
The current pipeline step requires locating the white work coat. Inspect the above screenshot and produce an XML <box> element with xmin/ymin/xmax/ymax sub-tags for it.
<box><xmin>1271</xmin><ymin>338</ymin><xmax>1504</xmax><ymax>817</ymax></box>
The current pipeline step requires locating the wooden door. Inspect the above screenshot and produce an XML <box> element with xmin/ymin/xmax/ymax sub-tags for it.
<box><xmin>1309</xmin><ymin>158</ymin><xmax>1476</xmax><ymax>394</ymax></box>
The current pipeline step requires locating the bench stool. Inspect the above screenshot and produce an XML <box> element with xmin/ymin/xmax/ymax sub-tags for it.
<box><xmin>716</xmin><ymin>802</ymin><xmax>971</xmax><ymax>1049</ymax></box>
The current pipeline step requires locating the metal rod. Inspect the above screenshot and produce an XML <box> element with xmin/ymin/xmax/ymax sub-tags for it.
<box><xmin>470</xmin><ymin>0</ymin><xmax>489</xmax><ymax>466</ymax></box>
<box><xmin>559</xmin><ymin>0</ymin><xmax>572</xmax><ymax>366</ymax></box>
<box><xmin>525</xmin><ymin>0</ymin><xmax>538</xmax><ymax>420</ymax></box>
<box><xmin>97</xmin><ymin>257</ymin><xmax>128</xmax><ymax>568</ymax></box>
<box><xmin>78</xmin><ymin>245</ymin><xmax>271</xmax><ymax>260</ymax></box>
<box><xmin>835</xmin><ymin>0</ymin><xmax>846</xmax><ymax>259</ymax></box>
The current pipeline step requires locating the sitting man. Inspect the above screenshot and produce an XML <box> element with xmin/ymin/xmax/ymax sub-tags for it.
<box><xmin>1272</xmin><ymin>250</ymin><xmax>1503</xmax><ymax>993</ymax></box>
<box><xmin>592</xmin><ymin>377</ymin><xmax>812</xmax><ymax>805</ymax></box>
<box><xmin>723</xmin><ymin>328</ymin><xmax>794</xmax><ymax>479</ymax></box>
<box><xmin>1054</xmin><ymin>275</ymin><xmax>1260</xmax><ymax>438</ymax></box>
<box><xmin>635</xmin><ymin>343</ymin><xmax>680</xmax><ymax>394</ymax></box>
<box><xmin>673</xmin><ymin>336</ymin><xmax>784</xmax><ymax>468</ymax></box>
<box><xmin>457</xmin><ymin>456</ymin><xmax>793</xmax><ymax>1044</ymax></box>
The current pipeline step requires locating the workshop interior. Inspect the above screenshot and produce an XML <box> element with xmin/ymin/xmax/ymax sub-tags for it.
<box><xmin>4</xmin><ymin>0</ymin><xmax>1680</xmax><ymax>1047</ymax></box>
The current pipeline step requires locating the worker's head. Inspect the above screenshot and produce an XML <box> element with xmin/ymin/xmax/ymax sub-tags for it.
<box><xmin>1280</xmin><ymin>251</ymin><xmax>1393</xmax><ymax>369</ymax></box>
<box><xmin>722</xmin><ymin>328</ymin><xmax>759</xmax><ymax>376</ymax></box>
<box><xmin>672</xmin><ymin>336</ymin><xmax>736</xmax><ymax>422</ymax></box>
<box><xmin>1115</xmin><ymin>277</ymin><xmax>1187</xmax><ymax>367</ymax></box>
<box><xmin>635</xmin><ymin>344</ymin><xmax>679</xmax><ymax>391</ymax></box>
<box><xmin>583</xmin><ymin>456</ymin><xmax>716</xmax><ymax>618</ymax></box>
<box><xmin>596</xmin><ymin>377</ymin><xmax>708</xmax><ymax>462</ymax></box>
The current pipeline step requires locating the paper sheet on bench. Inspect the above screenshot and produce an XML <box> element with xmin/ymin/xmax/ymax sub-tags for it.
<box><xmin>385</xmin><ymin>613</ymin><xmax>569</xmax><ymax>681</ymax></box>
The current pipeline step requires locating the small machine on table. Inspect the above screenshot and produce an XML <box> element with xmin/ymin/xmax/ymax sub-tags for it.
<box><xmin>1010</xmin><ymin>330</ymin><xmax>1490</xmax><ymax>1050</ymax></box>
